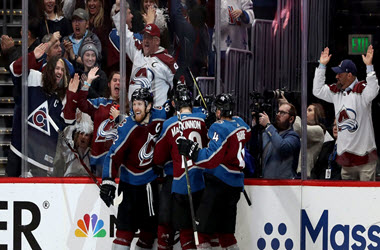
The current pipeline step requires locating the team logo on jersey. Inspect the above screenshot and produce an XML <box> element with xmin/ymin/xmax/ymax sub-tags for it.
<box><xmin>138</xmin><ymin>132</ymin><xmax>158</xmax><ymax>166</ymax></box>
<box><xmin>337</xmin><ymin>106</ymin><xmax>358</xmax><ymax>133</ymax></box>
<box><xmin>130</xmin><ymin>67</ymin><xmax>155</xmax><ymax>89</ymax></box>
<box><xmin>27</xmin><ymin>101</ymin><xmax>51</xmax><ymax>136</ymax></box>
<box><xmin>96</xmin><ymin>119</ymin><xmax>118</xmax><ymax>142</ymax></box>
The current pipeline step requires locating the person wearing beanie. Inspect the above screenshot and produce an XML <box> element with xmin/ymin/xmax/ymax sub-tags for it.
<box><xmin>79</xmin><ymin>41</ymin><xmax>108</xmax><ymax>98</ymax></box>
<box><xmin>62</xmin><ymin>8</ymin><xmax>102</xmax><ymax>68</ymax></box>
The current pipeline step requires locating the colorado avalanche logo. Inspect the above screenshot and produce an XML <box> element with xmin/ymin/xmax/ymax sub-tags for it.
<box><xmin>96</xmin><ymin>119</ymin><xmax>118</xmax><ymax>142</ymax></box>
<box><xmin>130</xmin><ymin>67</ymin><xmax>155</xmax><ymax>89</ymax></box>
<box><xmin>28</xmin><ymin>101</ymin><xmax>51</xmax><ymax>136</ymax></box>
<box><xmin>337</xmin><ymin>106</ymin><xmax>358</xmax><ymax>133</ymax></box>
<box><xmin>138</xmin><ymin>133</ymin><xmax>158</xmax><ymax>166</ymax></box>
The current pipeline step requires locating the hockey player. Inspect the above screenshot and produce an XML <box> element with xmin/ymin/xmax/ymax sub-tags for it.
<box><xmin>100</xmin><ymin>88</ymin><xmax>167</xmax><ymax>250</ymax></box>
<box><xmin>154</xmin><ymin>85</ymin><xmax>208</xmax><ymax>250</ymax></box>
<box><xmin>178</xmin><ymin>93</ymin><xmax>251</xmax><ymax>249</ymax></box>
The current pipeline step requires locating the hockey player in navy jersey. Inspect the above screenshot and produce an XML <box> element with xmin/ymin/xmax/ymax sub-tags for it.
<box><xmin>154</xmin><ymin>86</ymin><xmax>208</xmax><ymax>250</ymax></box>
<box><xmin>178</xmin><ymin>93</ymin><xmax>251</xmax><ymax>250</ymax></box>
<box><xmin>100</xmin><ymin>88</ymin><xmax>166</xmax><ymax>250</ymax></box>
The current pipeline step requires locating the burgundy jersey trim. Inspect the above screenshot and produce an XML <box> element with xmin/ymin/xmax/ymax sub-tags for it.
<box><xmin>336</xmin><ymin>149</ymin><xmax>378</xmax><ymax>167</ymax></box>
<box><xmin>352</xmin><ymin>80</ymin><xmax>367</xmax><ymax>93</ymax></box>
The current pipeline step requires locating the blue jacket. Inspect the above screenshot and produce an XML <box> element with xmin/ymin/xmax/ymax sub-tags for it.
<box><xmin>262</xmin><ymin>125</ymin><xmax>300</xmax><ymax>179</ymax></box>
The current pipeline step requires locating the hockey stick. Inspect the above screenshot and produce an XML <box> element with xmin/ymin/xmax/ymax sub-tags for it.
<box><xmin>188</xmin><ymin>67</ymin><xmax>208</xmax><ymax>110</ymax></box>
<box><xmin>46</xmin><ymin>115</ymin><xmax>101</xmax><ymax>188</ymax></box>
<box><xmin>188</xmin><ymin>70</ymin><xmax>252</xmax><ymax>206</ymax></box>
<box><xmin>176</xmin><ymin>111</ymin><xmax>200</xmax><ymax>246</ymax></box>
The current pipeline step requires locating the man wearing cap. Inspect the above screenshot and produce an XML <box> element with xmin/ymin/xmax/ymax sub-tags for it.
<box><xmin>63</xmin><ymin>8</ymin><xmax>102</xmax><ymax>67</ymax></box>
<box><xmin>112</xmin><ymin>2</ymin><xmax>178</xmax><ymax>106</ymax></box>
<box><xmin>313</xmin><ymin>45</ymin><xmax>379</xmax><ymax>181</ymax></box>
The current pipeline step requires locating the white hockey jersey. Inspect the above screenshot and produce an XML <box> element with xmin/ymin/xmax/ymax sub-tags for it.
<box><xmin>112</xmin><ymin>13</ymin><xmax>178</xmax><ymax>106</ymax></box>
<box><xmin>313</xmin><ymin>67</ymin><xmax>379</xmax><ymax>166</ymax></box>
<box><xmin>213</xmin><ymin>0</ymin><xmax>255</xmax><ymax>51</ymax></box>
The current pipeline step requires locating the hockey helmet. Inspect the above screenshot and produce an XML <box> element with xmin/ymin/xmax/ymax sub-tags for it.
<box><xmin>131</xmin><ymin>88</ymin><xmax>153</xmax><ymax>107</ymax></box>
<box><xmin>214</xmin><ymin>93</ymin><xmax>235</xmax><ymax>117</ymax></box>
<box><xmin>174</xmin><ymin>84</ymin><xmax>192</xmax><ymax>110</ymax></box>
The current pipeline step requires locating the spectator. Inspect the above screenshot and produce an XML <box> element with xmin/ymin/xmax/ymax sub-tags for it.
<box><xmin>107</xmin><ymin>1</ymin><xmax>135</xmax><ymax>79</ymax></box>
<box><xmin>154</xmin><ymin>85</ymin><xmax>208</xmax><ymax>250</ymax></box>
<box><xmin>259</xmin><ymin>102</ymin><xmax>301</xmax><ymax>179</ymax></box>
<box><xmin>39</xmin><ymin>0</ymin><xmax>73</xmax><ymax>39</ymax></box>
<box><xmin>100</xmin><ymin>88</ymin><xmax>167</xmax><ymax>250</ymax></box>
<box><xmin>7</xmin><ymin>43</ymin><xmax>70</xmax><ymax>177</ymax></box>
<box><xmin>112</xmin><ymin>6</ymin><xmax>178</xmax><ymax>106</ymax></box>
<box><xmin>293</xmin><ymin>103</ymin><xmax>326</xmax><ymax>177</ymax></box>
<box><xmin>63</xmin><ymin>70</ymin><xmax>126</xmax><ymax>176</ymax></box>
<box><xmin>170</xmin><ymin>0</ymin><xmax>209</xmax><ymax>88</ymax></box>
<box><xmin>62</xmin><ymin>8</ymin><xmax>102</xmax><ymax>68</ymax></box>
<box><xmin>52</xmin><ymin>110</ymin><xmax>93</xmax><ymax>177</ymax></box>
<box><xmin>207</xmin><ymin>0</ymin><xmax>254</xmax><ymax>78</ymax></box>
<box><xmin>86</xmin><ymin>0</ymin><xmax>113</xmax><ymax>67</ymax></box>
<box><xmin>41</xmin><ymin>32</ymin><xmax>75</xmax><ymax>77</ymax></box>
<box><xmin>178</xmin><ymin>93</ymin><xmax>251</xmax><ymax>249</ymax></box>
<box><xmin>1</xmin><ymin>17</ymin><xmax>41</xmax><ymax>70</ymax></box>
<box><xmin>313</xmin><ymin>46</ymin><xmax>379</xmax><ymax>181</ymax></box>
<box><xmin>311</xmin><ymin>119</ymin><xmax>341</xmax><ymax>180</ymax></box>
<box><xmin>78</xmin><ymin>41</ymin><xmax>108</xmax><ymax>98</ymax></box>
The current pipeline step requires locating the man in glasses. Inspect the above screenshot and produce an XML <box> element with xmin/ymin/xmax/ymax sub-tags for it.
<box><xmin>258</xmin><ymin>102</ymin><xmax>301</xmax><ymax>179</ymax></box>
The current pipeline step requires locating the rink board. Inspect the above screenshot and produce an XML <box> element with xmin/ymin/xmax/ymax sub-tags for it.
<box><xmin>1</xmin><ymin>178</ymin><xmax>380</xmax><ymax>250</ymax></box>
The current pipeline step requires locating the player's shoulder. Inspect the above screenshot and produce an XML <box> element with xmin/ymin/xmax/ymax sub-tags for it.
<box><xmin>162</xmin><ymin>115</ymin><xmax>178</xmax><ymax>129</ymax></box>
<box><xmin>187</xmin><ymin>112</ymin><xmax>207</xmax><ymax>120</ymax></box>
<box><xmin>232</xmin><ymin>116</ymin><xmax>250</xmax><ymax>129</ymax></box>
<box><xmin>151</xmin><ymin>106</ymin><xmax>167</xmax><ymax>119</ymax></box>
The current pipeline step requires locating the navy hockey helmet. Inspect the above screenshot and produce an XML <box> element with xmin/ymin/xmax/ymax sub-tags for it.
<box><xmin>174</xmin><ymin>84</ymin><xmax>192</xmax><ymax>110</ymax></box>
<box><xmin>214</xmin><ymin>93</ymin><xmax>235</xmax><ymax>117</ymax></box>
<box><xmin>131</xmin><ymin>88</ymin><xmax>153</xmax><ymax>107</ymax></box>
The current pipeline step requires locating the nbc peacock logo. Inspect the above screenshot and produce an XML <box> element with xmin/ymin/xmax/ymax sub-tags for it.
<box><xmin>75</xmin><ymin>214</ymin><xmax>106</xmax><ymax>238</ymax></box>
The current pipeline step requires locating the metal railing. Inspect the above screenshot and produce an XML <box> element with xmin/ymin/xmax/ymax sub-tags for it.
<box><xmin>224</xmin><ymin>48</ymin><xmax>253</xmax><ymax>122</ymax></box>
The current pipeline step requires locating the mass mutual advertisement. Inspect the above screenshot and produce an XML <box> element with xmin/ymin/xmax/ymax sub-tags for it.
<box><xmin>1</xmin><ymin>180</ymin><xmax>380</xmax><ymax>250</ymax></box>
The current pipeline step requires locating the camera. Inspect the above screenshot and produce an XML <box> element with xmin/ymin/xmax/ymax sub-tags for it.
<box><xmin>249</xmin><ymin>91</ymin><xmax>273</xmax><ymax>122</ymax></box>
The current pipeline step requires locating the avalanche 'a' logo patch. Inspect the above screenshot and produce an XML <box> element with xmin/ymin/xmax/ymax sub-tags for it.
<box><xmin>337</xmin><ymin>106</ymin><xmax>358</xmax><ymax>133</ymax></box>
<box><xmin>28</xmin><ymin>101</ymin><xmax>51</xmax><ymax>136</ymax></box>
<box><xmin>96</xmin><ymin>119</ymin><xmax>117</xmax><ymax>142</ymax></box>
<box><xmin>138</xmin><ymin>133</ymin><xmax>157</xmax><ymax>166</ymax></box>
<box><xmin>130</xmin><ymin>67</ymin><xmax>155</xmax><ymax>88</ymax></box>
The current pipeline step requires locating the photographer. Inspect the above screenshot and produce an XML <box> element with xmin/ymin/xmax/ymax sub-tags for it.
<box><xmin>258</xmin><ymin>102</ymin><xmax>301</xmax><ymax>179</ymax></box>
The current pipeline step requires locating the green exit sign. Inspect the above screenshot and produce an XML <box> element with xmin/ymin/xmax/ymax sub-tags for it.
<box><xmin>348</xmin><ymin>34</ymin><xmax>372</xmax><ymax>55</ymax></box>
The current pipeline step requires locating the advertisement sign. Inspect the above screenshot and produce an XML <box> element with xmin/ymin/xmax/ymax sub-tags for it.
<box><xmin>2</xmin><ymin>180</ymin><xmax>380</xmax><ymax>249</ymax></box>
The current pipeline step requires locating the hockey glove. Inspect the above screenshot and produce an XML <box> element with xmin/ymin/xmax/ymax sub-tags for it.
<box><xmin>100</xmin><ymin>178</ymin><xmax>116</xmax><ymax>207</ymax></box>
<box><xmin>177</xmin><ymin>138</ymin><xmax>200</xmax><ymax>161</ymax></box>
